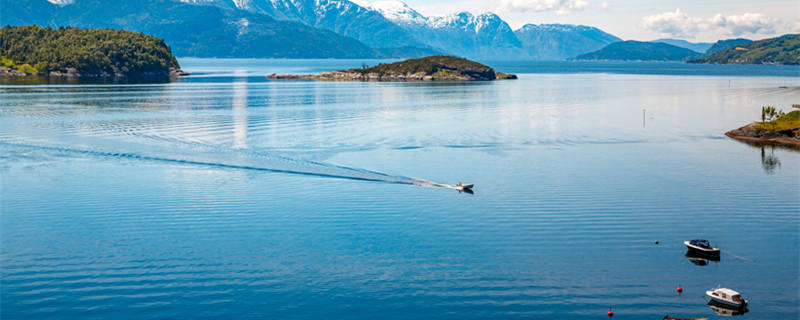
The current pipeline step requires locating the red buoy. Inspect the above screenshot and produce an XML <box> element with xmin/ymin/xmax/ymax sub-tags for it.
<box><xmin>677</xmin><ymin>285</ymin><xmax>683</xmax><ymax>294</ymax></box>
<box><xmin>607</xmin><ymin>309</ymin><xmax>614</xmax><ymax>317</ymax></box>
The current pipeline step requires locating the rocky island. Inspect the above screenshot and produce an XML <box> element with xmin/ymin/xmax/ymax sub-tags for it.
<box><xmin>268</xmin><ymin>56</ymin><xmax>517</xmax><ymax>81</ymax></box>
<box><xmin>726</xmin><ymin>106</ymin><xmax>800</xmax><ymax>149</ymax></box>
<box><xmin>1</xmin><ymin>25</ymin><xmax>185</xmax><ymax>78</ymax></box>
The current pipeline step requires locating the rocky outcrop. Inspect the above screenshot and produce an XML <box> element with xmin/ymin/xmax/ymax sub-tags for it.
<box><xmin>725</xmin><ymin>123</ymin><xmax>800</xmax><ymax>149</ymax></box>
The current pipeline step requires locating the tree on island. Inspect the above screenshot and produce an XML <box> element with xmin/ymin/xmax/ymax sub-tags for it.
<box><xmin>761</xmin><ymin>106</ymin><xmax>784</xmax><ymax>132</ymax></box>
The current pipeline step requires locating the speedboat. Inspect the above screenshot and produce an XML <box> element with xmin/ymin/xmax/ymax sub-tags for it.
<box><xmin>455</xmin><ymin>183</ymin><xmax>473</xmax><ymax>191</ymax></box>
<box><xmin>706</xmin><ymin>288</ymin><xmax>748</xmax><ymax>309</ymax></box>
<box><xmin>684</xmin><ymin>239</ymin><xmax>720</xmax><ymax>256</ymax></box>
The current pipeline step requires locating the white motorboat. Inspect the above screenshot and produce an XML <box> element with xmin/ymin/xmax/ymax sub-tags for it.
<box><xmin>684</xmin><ymin>239</ymin><xmax>720</xmax><ymax>256</ymax></box>
<box><xmin>706</xmin><ymin>288</ymin><xmax>748</xmax><ymax>308</ymax></box>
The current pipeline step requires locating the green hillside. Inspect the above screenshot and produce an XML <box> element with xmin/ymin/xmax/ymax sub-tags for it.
<box><xmin>0</xmin><ymin>25</ymin><xmax>181</xmax><ymax>76</ymax></box>
<box><xmin>572</xmin><ymin>41</ymin><xmax>699</xmax><ymax>61</ymax></box>
<box><xmin>690</xmin><ymin>34</ymin><xmax>799</xmax><ymax>65</ymax></box>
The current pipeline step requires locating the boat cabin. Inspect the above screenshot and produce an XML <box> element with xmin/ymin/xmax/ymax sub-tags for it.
<box><xmin>709</xmin><ymin>288</ymin><xmax>744</xmax><ymax>303</ymax></box>
<box><xmin>689</xmin><ymin>239</ymin><xmax>712</xmax><ymax>249</ymax></box>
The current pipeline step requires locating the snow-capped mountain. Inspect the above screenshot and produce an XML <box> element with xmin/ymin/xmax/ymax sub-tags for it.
<box><xmin>175</xmin><ymin>0</ymin><xmax>424</xmax><ymax>49</ymax></box>
<box><xmin>415</xmin><ymin>12</ymin><xmax>523</xmax><ymax>59</ymax></box>
<box><xmin>353</xmin><ymin>0</ymin><xmax>524</xmax><ymax>59</ymax></box>
<box><xmin>355</xmin><ymin>0</ymin><xmax>620</xmax><ymax>60</ymax></box>
<box><xmin>350</xmin><ymin>0</ymin><xmax>425</xmax><ymax>25</ymax></box>
<box><xmin>514</xmin><ymin>24</ymin><xmax>621</xmax><ymax>60</ymax></box>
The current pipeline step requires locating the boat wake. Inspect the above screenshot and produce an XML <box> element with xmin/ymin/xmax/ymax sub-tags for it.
<box><xmin>0</xmin><ymin>137</ymin><xmax>458</xmax><ymax>190</ymax></box>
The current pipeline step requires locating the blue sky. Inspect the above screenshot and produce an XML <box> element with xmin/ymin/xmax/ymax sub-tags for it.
<box><xmin>395</xmin><ymin>0</ymin><xmax>799</xmax><ymax>41</ymax></box>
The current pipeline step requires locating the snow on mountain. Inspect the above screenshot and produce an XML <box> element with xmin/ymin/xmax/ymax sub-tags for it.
<box><xmin>46</xmin><ymin>0</ymin><xmax>74</xmax><ymax>5</ymax></box>
<box><xmin>514</xmin><ymin>24</ymin><xmax>621</xmax><ymax>60</ymax></box>
<box><xmin>349</xmin><ymin>0</ymin><xmax>425</xmax><ymax>25</ymax></box>
<box><xmin>349</xmin><ymin>2</ymin><xmax>523</xmax><ymax>59</ymax></box>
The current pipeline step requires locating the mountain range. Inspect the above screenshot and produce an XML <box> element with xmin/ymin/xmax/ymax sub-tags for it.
<box><xmin>1</xmin><ymin>0</ymin><xmax>622</xmax><ymax>60</ymax></box>
<box><xmin>353</xmin><ymin>0</ymin><xmax>620</xmax><ymax>60</ymax></box>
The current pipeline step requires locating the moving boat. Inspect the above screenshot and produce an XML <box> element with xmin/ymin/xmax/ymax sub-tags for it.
<box><xmin>663</xmin><ymin>316</ymin><xmax>708</xmax><ymax>320</ymax></box>
<box><xmin>455</xmin><ymin>183</ymin><xmax>474</xmax><ymax>191</ymax></box>
<box><xmin>706</xmin><ymin>288</ymin><xmax>748</xmax><ymax>309</ymax></box>
<box><xmin>684</xmin><ymin>239</ymin><xmax>720</xmax><ymax>256</ymax></box>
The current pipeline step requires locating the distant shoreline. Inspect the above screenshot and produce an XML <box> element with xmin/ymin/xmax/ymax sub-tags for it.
<box><xmin>0</xmin><ymin>66</ymin><xmax>188</xmax><ymax>78</ymax></box>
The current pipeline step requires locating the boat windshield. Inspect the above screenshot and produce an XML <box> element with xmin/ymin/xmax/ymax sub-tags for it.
<box><xmin>691</xmin><ymin>240</ymin><xmax>711</xmax><ymax>248</ymax></box>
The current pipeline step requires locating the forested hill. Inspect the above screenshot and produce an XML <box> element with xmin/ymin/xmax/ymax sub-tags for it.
<box><xmin>0</xmin><ymin>25</ymin><xmax>182</xmax><ymax>77</ymax></box>
<box><xmin>690</xmin><ymin>34</ymin><xmax>799</xmax><ymax>65</ymax></box>
<box><xmin>571</xmin><ymin>41</ymin><xmax>699</xmax><ymax>61</ymax></box>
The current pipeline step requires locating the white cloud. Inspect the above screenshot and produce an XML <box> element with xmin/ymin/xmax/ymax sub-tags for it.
<box><xmin>710</xmin><ymin>13</ymin><xmax>775</xmax><ymax>36</ymax></box>
<box><xmin>497</xmin><ymin>0</ymin><xmax>589</xmax><ymax>15</ymax></box>
<box><xmin>642</xmin><ymin>9</ymin><xmax>780</xmax><ymax>39</ymax></box>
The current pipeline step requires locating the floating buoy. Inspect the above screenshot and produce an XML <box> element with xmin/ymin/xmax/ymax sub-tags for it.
<box><xmin>655</xmin><ymin>240</ymin><xmax>659</xmax><ymax>244</ymax></box>
<box><xmin>677</xmin><ymin>285</ymin><xmax>683</xmax><ymax>294</ymax></box>
<box><xmin>607</xmin><ymin>308</ymin><xmax>614</xmax><ymax>317</ymax></box>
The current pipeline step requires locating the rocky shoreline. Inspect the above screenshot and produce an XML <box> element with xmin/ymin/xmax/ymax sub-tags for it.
<box><xmin>268</xmin><ymin>56</ymin><xmax>517</xmax><ymax>82</ymax></box>
<box><xmin>725</xmin><ymin>122</ymin><xmax>800</xmax><ymax>149</ymax></box>
<box><xmin>268</xmin><ymin>70</ymin><xmax>516</xmax><ymax>82</ymax></box>
<box><xmin>0</xmin><ymin>66</ymin><xmax>188</xmax><ymax>78</ymax></box>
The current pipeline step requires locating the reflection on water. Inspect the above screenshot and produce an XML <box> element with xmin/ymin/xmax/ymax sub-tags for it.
<box><xmin>233</xmin><ymin>72</ymin><xmax>248</xmax><ymax>149</ymax></box>
<box><xmin>0</xmin><ymin>75</ymin><xmax>175</xmax><ymax>85</ymax></box>
<box><xmin>761</xmin><ymin>145</ymin><xmax>781</xmax><ymax>174</ymax></box>
<box><xmin>708</xmin><ymin>300</ymin><xmax>750</xmax><ymax>316</ymax></box>
<box><xmin>685</xmin><ymin>251</ymin><xmax>720</xmax><ymax>266</ymax></box>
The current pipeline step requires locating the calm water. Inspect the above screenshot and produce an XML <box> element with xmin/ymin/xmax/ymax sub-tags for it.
<box><xmin>1</xmin><ymin>60</ymin><xmax>799</xmax><ymax>319</ymax></box>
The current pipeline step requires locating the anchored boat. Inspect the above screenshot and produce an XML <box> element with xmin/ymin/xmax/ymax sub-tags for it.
<box><xmin>706</xmin><ymin>287</ymin><xmax>748</xmax><ymax>309</ymax></box>
<box><xmin>684</xmin><ymin>239</ymin><xmax>720</xmax><ymax>256</ymax></box>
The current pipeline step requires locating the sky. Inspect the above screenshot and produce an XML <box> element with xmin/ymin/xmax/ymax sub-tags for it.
<box><xmin>395</xmin><ymin>0</ymin><xmax>800</xmax><ymax>42</ymax></box>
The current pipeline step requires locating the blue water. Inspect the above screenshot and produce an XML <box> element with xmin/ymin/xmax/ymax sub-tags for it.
<box><xmin>1</xmin><ymin>60</ymin><xmax>799</xmax><ymax>319</ymax></box>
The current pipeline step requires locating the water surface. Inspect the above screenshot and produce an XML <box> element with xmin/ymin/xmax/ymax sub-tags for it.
<box><xmin>2</xmin><ymin>59</ymin><xmax>799</xmax><ymax>319</ymax></box>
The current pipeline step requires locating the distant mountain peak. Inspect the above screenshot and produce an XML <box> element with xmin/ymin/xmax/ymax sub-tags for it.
<box><xmin>350</xmin><ymin>0</ymin><xmax>426</xmax><ymax>24</ymax></box>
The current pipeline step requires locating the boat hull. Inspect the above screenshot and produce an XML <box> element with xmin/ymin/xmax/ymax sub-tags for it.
<box><xmin>684</xmin><ymin>241</ymin><xmax>720</xmax><ymax>256</ymax></box>
<box><xmin>706</xmin><ymin>294</ymin><xmax>747</xmax><ymax>309</ymax></box>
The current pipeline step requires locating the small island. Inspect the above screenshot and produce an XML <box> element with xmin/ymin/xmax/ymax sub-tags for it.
<box><xmin>268</xmin><ymin>56</ymin><xmax>517</xmax><ymax>81</ymax></box>
<box><xmin>726</xmin><ymin>105</ymin><xmax>800</xmax><ymax>149</ymax></box>
<box><xmin>0</xmin><ymin>25</ymin><xmax>185</xmax><ymax>78</ymax></box>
